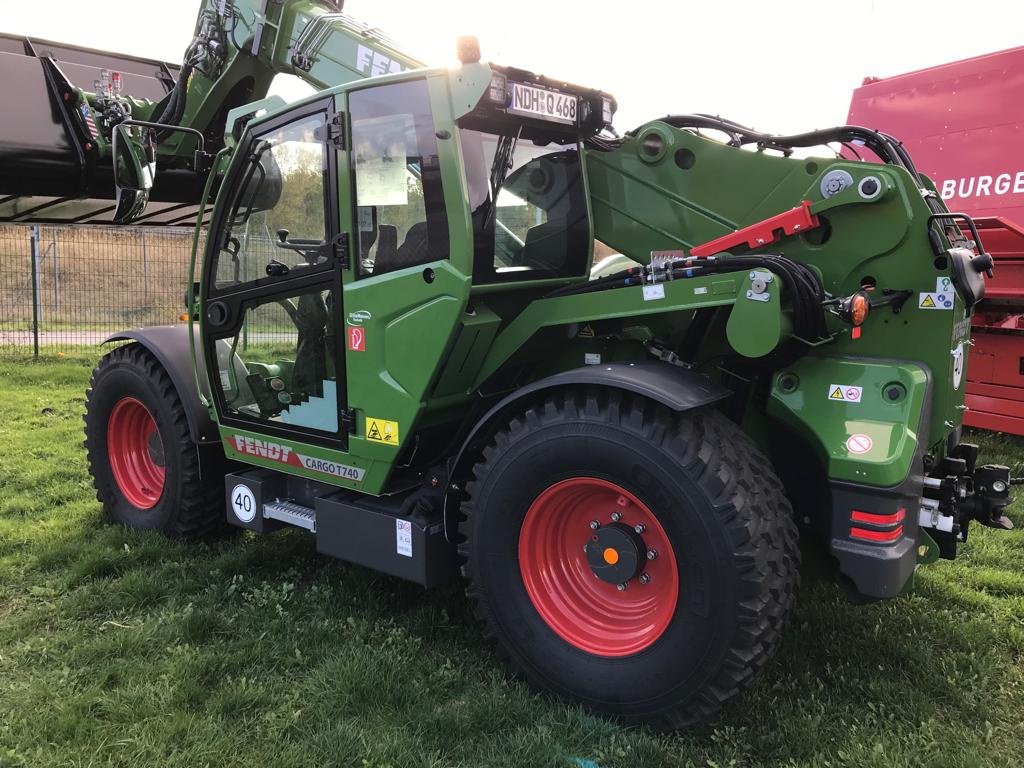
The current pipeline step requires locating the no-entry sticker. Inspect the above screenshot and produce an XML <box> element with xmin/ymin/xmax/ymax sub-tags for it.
<box><xmin>846</xmin><ymin>434</ymin><xmax>873</xmax><ymax>455</ymax></box>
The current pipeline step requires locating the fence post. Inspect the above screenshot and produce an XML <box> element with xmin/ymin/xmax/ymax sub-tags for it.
<box><xmin>29</xmin><ymin>225</ymin><xmax>41</xmax><ymax>358</ymax></box>
<box><xmin>51</xmin><ymin>232</ymin><xmax>60</xmax><ymax>314</ymax></box>
<box><xmin>141</xmin><ymin>230</ymin><xmax>148</xmax><ymax>303</ymax></box>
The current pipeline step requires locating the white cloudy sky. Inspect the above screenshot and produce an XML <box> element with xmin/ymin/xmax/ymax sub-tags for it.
<box><xmin>4</xmin><ymin>0</ymin><xmax>1021</xmax><ymax>133</ymax></box>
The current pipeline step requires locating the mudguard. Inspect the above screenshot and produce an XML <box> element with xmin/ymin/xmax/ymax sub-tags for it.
<box><xmin>442</xmin><ymin>360</ymin><xmax>732</xmax><ymax>539</ymax></box>
<box><xmin>103</xmin><ymin>325</ymin><xmax>219</xmax><ymax>445</ymax></box>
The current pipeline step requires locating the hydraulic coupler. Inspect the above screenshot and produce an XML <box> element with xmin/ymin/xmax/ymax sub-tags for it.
<box><xmin>918</xmin><ymin>442</ymin><xmax>1014</xmax><ymax>560</ymax></box>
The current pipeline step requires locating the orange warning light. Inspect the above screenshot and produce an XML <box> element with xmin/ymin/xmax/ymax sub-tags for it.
<box><xmin>849</xmin><ymin>292</ymin><xmax>870</xmax><ymax>327</ymax></box>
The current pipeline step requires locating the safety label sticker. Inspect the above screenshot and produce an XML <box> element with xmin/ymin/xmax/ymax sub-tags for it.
<box><xmin>846</xmin><ymin>434</ymin><xmax>873</xmax><ymax>454</ymax></box>
<box><xmin>642</xmin><ymin>284</ymin><xmax>666</xmax><ymax>301</ymax></box>
<box><xmin>347</xmin><ymin>325</ymin><xmax>366</xmax><ymax>352</ymax></box>
<box><xmin>828</xmin><ymin>384</ymin><xmax>862</xmax><ymax>403</ymax></box>
<box><xmin>366</xmin><ymin>417</ymin><xmax>400</xmax><ymax>446</ymax></box>
<box><xmin>396</xmin><ymin>519</ymin><xmax>413</xmax><ymax>557</ymax></box>
<box><xmin>920</xmin><ymin>277</ymin><xmax>955</xmax><ymax>311</ymax></box>
<box><xmin>919</xmin><ymin>292</ymin><xmax>954</xmax><ymax>310</ymax></box>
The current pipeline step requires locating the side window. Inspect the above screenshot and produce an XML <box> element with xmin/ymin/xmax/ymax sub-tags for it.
<box><xmin>214</xmin><ymin>112</ymin><xmax>328</xmax><ymax>290</ymax></box>
<box><xmin>350</xmin><ymin>80</ymin><xmax>449</xmax><ymax>277</ymax></box>
<box><xmin>460</xmin><ymin>129</ymin><xmax>590</xmax><ymax>284</ymax></box>
<box><xmin>212</xmin><ymin>287</ymin><xmax>340</xmax><ymax>434</ymax></box>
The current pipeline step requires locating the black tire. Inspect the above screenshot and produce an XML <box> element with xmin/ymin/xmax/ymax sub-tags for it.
<box><xmin>84</xmin><ymin>343</ymin><xmax>228</xmax><ymax>539</ymax></box>
<box><xmin>458</xmin><ymin>388</ymin><xmax>799</xmax><ymax>729</ymax></box>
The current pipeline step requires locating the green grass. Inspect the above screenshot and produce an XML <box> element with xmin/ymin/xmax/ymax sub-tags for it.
<box><xmin>2</xmin><ymin>353</ymin><xmax>1024</xmax><ymax>768</ymax></box>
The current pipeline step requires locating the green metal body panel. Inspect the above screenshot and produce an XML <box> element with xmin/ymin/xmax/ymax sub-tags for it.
<box><xmin>585</xmin><ymin>124</ymin><xmax>968</xmax><ymax>472</ymax></box>
<box><xmin>768</xmin><ymin>359</ymin><xmax>929</xmax><ymax>487</ymax></box>
<box><xmin>168</xmin><ymin>16</ymin><xmax>971</xmax><ymax>548</ymax></box>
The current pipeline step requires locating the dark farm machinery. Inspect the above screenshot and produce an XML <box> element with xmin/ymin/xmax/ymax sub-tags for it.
<box><xmin>0</xmin><ymin>0</ymin><xmax>1016</xmax><ymax>728</ymax></box>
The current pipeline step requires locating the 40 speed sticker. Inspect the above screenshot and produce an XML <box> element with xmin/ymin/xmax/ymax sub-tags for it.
<box><xmin>228</xmin><ymin>435</ymin><xmax>366</xmax><ymax>482</ymax></box>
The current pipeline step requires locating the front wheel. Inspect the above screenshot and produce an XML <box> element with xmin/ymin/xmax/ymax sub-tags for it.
<box><xmin>84</xmin><ymin>343</ymin><xmax>227</xmax><ymax>539</ymax></box>
<box><xmin>459</xmin><ymin>389</ymin><xmax>799</xmax><ymax>729</ymax></box>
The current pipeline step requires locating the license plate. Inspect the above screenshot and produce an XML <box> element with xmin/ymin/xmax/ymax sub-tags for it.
<box><xmin>508</xmin><ymin>82</ymin><xmax>578</xmax><ymax>125</ymax></box>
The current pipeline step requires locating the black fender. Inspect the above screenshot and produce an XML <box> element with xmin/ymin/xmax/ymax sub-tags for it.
<box><xmin>442</xmin><ymin>360</ymin><xmax>731</xmax><ymax>540</ymax></box>
<box><xmin>103</xmin><ymin>325</ymin><xmax>219</xmax><ymax>445</ymax></box>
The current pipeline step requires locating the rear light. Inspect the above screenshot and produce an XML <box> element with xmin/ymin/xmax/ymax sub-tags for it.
<box><xmin>849</xmin><ymin>507</ymin><xmax>906</xmax><ymax>543</ymax></box>
<box><xmin>850</xmin><ymin>525</ymin><xmax>904</xmax><ymax>543</ymax></box>
<box><xmin>851</xmin><ymin>508</ymin><xmax>906</xmax><ymax>526</ymax></box>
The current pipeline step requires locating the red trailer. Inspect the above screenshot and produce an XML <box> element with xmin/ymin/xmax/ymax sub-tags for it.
<box><xmin>848</xmin><ymin>46</ymin><xmax>1024</xmax><ymax>434</ymax></box>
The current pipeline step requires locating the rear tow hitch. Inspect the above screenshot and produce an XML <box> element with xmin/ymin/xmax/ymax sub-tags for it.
<box><xmin>918</xmin><ymin>443</ymin><xmax>1014</xmax><ymax>559</ymax></box>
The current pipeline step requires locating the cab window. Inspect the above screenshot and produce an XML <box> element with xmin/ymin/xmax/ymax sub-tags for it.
<box><xmin>213</xmin><ymin>111</ymin><xmax>329</xmax><ymax>291</ymax></box>
<box><xmin>350</xmin><ymin>80</ymin><xmax>449</xmax><ymax>277</ymax></box>
<box><xmin>459</xmin><ymin>129</ymin><xmax>589</xmax><ymax>284</ymax></box>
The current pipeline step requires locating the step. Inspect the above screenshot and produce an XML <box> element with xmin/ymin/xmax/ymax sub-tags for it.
<box><xmin>263</xmin><ymin>499</ymin><xmax>316</xmax><ymax>532</ymax></box>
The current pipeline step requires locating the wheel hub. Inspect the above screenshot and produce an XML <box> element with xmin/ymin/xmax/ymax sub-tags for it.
<box><xmin>107</xmin><ymin>397</ymin><xmax>166</xmax><ymax>510</ymax></box>
<box><xmin>585</xmin><ymin>523</ymin><xmax>645</xmax><ymax>585</ymax></box>
<box><xmin>518</xmin><ymin>477</ymin><xmax>680</xmax><ymax>657</ymax></box>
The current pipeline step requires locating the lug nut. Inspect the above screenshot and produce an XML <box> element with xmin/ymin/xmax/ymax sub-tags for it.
<box><xmin>639</xmin><ymin>573</ymin><xmax>651</xmax><ymax>585</ymax></box>
<box><xmin>616</xmin><ymin>582</ymin><xmax>627</xmax><ymax>591</ymax></box>
<box><xmin>589</xmin><ymin>520</ymin><xmax>600</xmax><ymax>530</ymax></box>
<box><xmin>634</xmin><ymin>523</ymin><xmax>646</xmax><ymax>534</ymax></box>
<box><xmin>646</xmin><ymin>548</ymin><xmax>658</xmax><ymax>561</ymax></box>
<box><xmin>610</xmin><ymin>512</ymin><xmax>622</xmax><ymax>522</ymax></box>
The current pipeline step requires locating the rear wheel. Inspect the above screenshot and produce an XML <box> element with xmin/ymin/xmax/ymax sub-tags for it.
<box><xmin>459</xmin><ymin>389</ymin><xmax>799</xmax><ymax>729</ymax></box>
<box><xmin>84</xmin><ymin>343</ymin><xmax>227</xmax><ymax>539</ymax></box>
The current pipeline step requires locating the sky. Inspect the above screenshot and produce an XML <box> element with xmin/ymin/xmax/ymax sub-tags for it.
<box><xmin>3</xmin><ymin>0</ymin><xmax>1022</xmax><ymax>134</ymax></box>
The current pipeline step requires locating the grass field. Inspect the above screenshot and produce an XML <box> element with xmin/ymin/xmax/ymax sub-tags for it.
<box><xmin>2</xmin><ymin>353</ymin><xmax>1024</xmax><ymax>768</ymax></box>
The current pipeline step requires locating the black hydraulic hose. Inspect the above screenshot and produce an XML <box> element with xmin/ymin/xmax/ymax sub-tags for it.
<box><xmin>655</xmin><ymin>115</ymin><xmax>912</xmax><ymax>172</ymax></box>
<box><xmin>154</xmin><ymin>64</ymin><xmax>194</xmax><ymax>143</ymax></box>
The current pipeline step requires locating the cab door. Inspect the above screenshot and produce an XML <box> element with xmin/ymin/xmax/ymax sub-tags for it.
<box><xmin>202</xmin><ymin>96</ymin><xmax>350</xmax><ymax>449</ymax></box>
<box><xmin>339</xmin><ymin>76</ymin><xmax>470</xmax><ymax>465</ymax></box>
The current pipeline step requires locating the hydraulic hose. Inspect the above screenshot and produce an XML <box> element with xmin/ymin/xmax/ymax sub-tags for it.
<box><xmin>153</xmin><ymin>64</ymin><xmax>194</xmax><ymax>143</ymax></box>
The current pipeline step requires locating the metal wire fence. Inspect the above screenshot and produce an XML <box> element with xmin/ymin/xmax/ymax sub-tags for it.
<box><xmin>0</xmin><ymin>225</ymin><xmax>199</xmax><ymax>356</ymax></box>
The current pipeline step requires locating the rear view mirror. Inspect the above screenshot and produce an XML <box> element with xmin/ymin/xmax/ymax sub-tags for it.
<box><xmin>112</xmin><ymin>123</ymin><xmax>155</xmax><ymax>224</ymax></box>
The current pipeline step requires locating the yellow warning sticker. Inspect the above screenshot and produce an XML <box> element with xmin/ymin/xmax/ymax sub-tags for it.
<box><xmin>365</xmin><ymin>417</ymin><xmax>400</xmax><ymax>446</ymax></box>
<box><xmin>828</xmin><ymin>384</ymin><xmax>862</xmax><ymax>403</ymax></box>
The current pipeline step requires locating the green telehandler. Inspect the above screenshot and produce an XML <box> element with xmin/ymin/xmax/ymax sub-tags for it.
<box><xmin>0</xmin><ymin>0</ymin><xmax>1015</xmax><ymax>728</ymax></box>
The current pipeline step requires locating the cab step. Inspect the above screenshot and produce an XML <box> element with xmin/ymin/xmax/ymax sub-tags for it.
<box><xmin>223</xmin><ymin>468</ymin><xmax>458</xmax><ymax>587</ymax></box>
<box><xmin>263</xmin><ymin>499</ymin><xmax>316</xmax><ymax>531</ymax></box>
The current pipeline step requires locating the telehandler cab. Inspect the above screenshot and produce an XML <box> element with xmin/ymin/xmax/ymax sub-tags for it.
<box><xmin>1</xmin><ymin>0</ymin><xmax>1014</xmax><ymax>728</ymax></box>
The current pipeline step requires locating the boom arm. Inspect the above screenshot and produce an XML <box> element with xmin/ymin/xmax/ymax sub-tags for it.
<box><xmin>0</xmin><ymin>0</ymin><xmax>423</xmax><ymax>225</ymax></box>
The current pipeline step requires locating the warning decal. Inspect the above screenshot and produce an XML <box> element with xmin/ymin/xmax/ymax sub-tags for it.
<box><xmin>366</xmin><ymin>417</ymin><xmax>400</xmax><ymax>446</ymax></box>
<box><xmin>846</xmin><ymin>433</ymin><xmax>873</xmax><ymax>455</ymax></box>
<box><xmin>919</xmin><ymin>291</ymin><xmax>954</xmax><ymax>310</ymax></box>
<box><xmin>828</xmin><ymin>384</ymin><xmax>863</xmax><ymax>403</ymax></box>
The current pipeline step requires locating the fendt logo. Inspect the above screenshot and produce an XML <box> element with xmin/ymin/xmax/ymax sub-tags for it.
<box><xmin>231</xmin><ymin>435</ymin><xmax>292</xmax><ymax>462</ymax></box>
<box><xmin>356</xmin><ymin>44</ymin><xmax>405</xmax><ymax>76</ymax></box>
<box><xmin>940</xmin><ymin>171</ymin><xmax>1024</xmax><ymax>201</ymax></box>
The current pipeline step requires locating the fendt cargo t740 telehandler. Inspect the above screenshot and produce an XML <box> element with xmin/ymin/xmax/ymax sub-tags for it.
<box><xmin>1</xmin><ymin>0</ymin><xmax>1016</xmax><ymax>728</ymax></box>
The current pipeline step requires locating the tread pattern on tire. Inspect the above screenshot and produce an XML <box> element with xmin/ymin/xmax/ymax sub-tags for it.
<box><xmin>84</xmin><ymin>343</ymin><xmax>229</xmax><ymax>540</ymax></box>
<box><xmin>458</xmin><ymin>388</ymin><xmax>800</xmax><ymax>729</ymax></box>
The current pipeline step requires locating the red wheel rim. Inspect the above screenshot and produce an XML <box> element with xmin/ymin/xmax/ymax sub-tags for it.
<box><xmin>518</xmin><ymin>477</ymin><xmax>679</xmax><ymax>657</ymax></box>
<box><xmin>107</xmin><ymin>397</ymin><xmax>165</xmax><ymax>509</ymax></box>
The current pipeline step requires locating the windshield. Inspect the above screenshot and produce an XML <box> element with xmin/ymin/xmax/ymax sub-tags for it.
<box><xmin>459</xmin><ymin>129</ymin><xmax>590</xmax><ymax>283</ymax></box>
